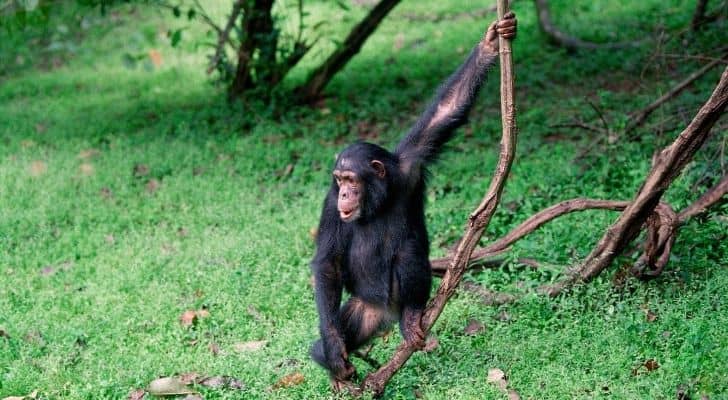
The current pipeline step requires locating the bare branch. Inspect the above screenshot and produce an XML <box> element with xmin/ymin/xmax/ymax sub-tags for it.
<box><xmin>585</xmin><ymin>98</ymin><xmax>611</xmax><ymax>134</ymax></box>
<box><xmin>431</xmin><ymin>199</ymin><xmax>629</xmax><ymax>274</ymax></box>
<box><xmin>207</xmin><ymin>0</ymin><xmax>245</xmax><ymax>74</ymax></box>
<box><xmin>625</xmin><ymin>55</ymin><xmax>726</xmax><ymax>133</ymax></box>
<box><xmin>294</xmin><ymin>0</ymin><xmax>402</xmax><ymax>102</ymax></box>
<box><xmin>157</xmin><ymin>1</ymin><xmax>223</xmax><ymax>35</ymax></box>
<box><xmin>550</xmin><ymin>121</ymin><xmax>609</xmax><ymax>135</ymax></box>
<box><xmin>678</xmin><ymin>174</ymin><xmax>728</xmax><ymax>222</ymax></box>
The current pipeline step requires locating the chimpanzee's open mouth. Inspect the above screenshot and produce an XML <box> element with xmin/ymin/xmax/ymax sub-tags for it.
<box><xmin>339</xmin><ymin>208</ymin><xmax>356</xmax><ymax>221</ymax></box>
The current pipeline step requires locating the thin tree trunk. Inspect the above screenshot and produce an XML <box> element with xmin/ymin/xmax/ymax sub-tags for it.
<box><xmin>294</xmin><ymin>0</ymin><xmax>401</xmax><ymax>103</ymax></box>
<box><xmin>691</xmin><ymin>0</ymin><xmax>710</xmax><ymax>30</ymax></box>
<box><xmin>207</xmin><ymin>0</ymin><xmax>245</xmax><ymax>74</ymax></box>
<box><xmin>229</xmin><ymin>0</ymin><xmax>275</xmax><ymax>99</ymax></box>
<box><xmin>625</xmin><ymin>56</ymin><xmax>726</xmax><ymax>133</ymax></box>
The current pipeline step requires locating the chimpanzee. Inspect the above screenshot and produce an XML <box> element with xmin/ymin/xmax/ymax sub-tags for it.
<box><xmin>310</xmin><ymin>13</ymin><xmax>517</xmax><ymax>385</ymax></box>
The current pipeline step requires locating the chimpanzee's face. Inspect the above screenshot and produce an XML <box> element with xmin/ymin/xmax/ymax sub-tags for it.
<box><xmin>333</xmin><ymin>169</ymin><xmax>362</xmax><ymax>222</ymax></box>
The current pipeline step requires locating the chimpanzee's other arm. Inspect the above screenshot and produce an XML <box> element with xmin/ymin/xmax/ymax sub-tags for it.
<box><xmin>312</xmin><ymin>259</ymin><xmax>355</xmax><ymax>379</ymax></box>
<box><xmin>311</xmin><ymin>196</ymin><xmax>355</xmax><ymax>380</ymax></box>
<box><xmin>395</xmin><ymin>13</ymin><xmax>517</xmax><ymax>179</ymax></box>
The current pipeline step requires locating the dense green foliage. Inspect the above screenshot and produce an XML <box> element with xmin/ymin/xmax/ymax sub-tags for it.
<box><xmin>1</xmin><ymin>1</ymin><xmax>726</xmax><ymax>399</ymax></box>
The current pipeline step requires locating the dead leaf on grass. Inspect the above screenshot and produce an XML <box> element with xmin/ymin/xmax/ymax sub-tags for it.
<box><xmin>276</xmin><ymin>163</ymin><xmax>294</xmax><ymax>178</ymax></box>
<box><xmin>146</xmin><ymin>178</ymin><xmax>160</xmax><ymax>193</ymax></box>
<box><xmin>233</xmin><ymin>340</ymin><xmax>267</xmax><ymax>352</ymax></box>
<box><xmin>463</xmin><ymin>319</ymin><xmax>485</xmax><ymax>335</ymax></box>
<box><xmin>271</xmin><ymin>372</ymin><xmax>304</xmax><ymax>390</ymax></box>
<box><xmin>179</xmin><ymin>310</ymin><xmax>198</xmax><ymax>327</ymax></box>
<box><xmin>494</xmin><ymin>310</ymin><xmax>511</xmax><ymax>322</ymax></box>
<box><xmin>180</xmin><ymin>309</ymin><xmax>210</xmax><ymax>328</ymax></box>
<box><xmin>631</xmin><ymin>359</ymin><xmax>660</xmax><ymax>375</ymax></box>
<box><xmin>208</xmin><ymin>342</ymin><xmax>221</xmax><ymax>356</ymax></box>
<box><xmin>79</xmin><ymin>163</ymin><xmax>94</xmax><ymax>176</ymax></box>
<box><xmin>146</xmin><ymin>377</ymin><xmax>195</xmax><ymax>396</ymax></box>
<box><xmin>127</xmin><ymin>389</ymin><xmax>146</xmax><ymax>400</ymax></box>
<box><xmin>148</xmin><ymin>49</ymin><xmax>163</xmax><ymax>67</ymax></box>
<box><xmin>38</xmin><ymin>261</ymin><xmax>73</xmax><ymax>277</ymax></box>
<box><xmin>645</xmin><ymin>309</ymin><xmax>658</xmax><ymax>322</ymax></box>
<box><xmin>23</xmin><ymin>331</ymin><xmax>45</xmax><ymax>347</ymax></box>
<box><xmin>133</xmin><ymin>163</ymin><xmax>150</xmax><ymax>177</ymax></box>
<box><xmin>198</xmin><ymin>376</ymin><xmax>244</xmax><ymax>390</ymax></box>
<box><xmin>2</xmin><ymin>390</ymin><xmax>38</xmax><ymax>400</ymax></box>
<box><xmin>246</xmin><ymin>305</ymin><xmax>265</xmax><ymax>322</ymax></box>
<box><xmin>100</xmin><ymin>187</ymin><xmax>114</xmax><ymax>199</ymax></box>
<box><xmin>40</xmin><ymin>266</ymin><xmax>56</xmax><ymax>276</ymax></box>
<box><xmin>644</xmin><ymin>359</ymin><xmax>660</xmax><ymax>371</ymax></box>
<box><xmin>393</xmin><ymin>32</ymin><xmax>405</xmax><ymax>51</ymax></box>
<box><xmin>29</xmin><ymin>161</ymin><xmax>47</xmax><ymax>177</ymax></box>
<box><xmin>78</xmin><ymin>149</ymin><xmax>99</xmax><ymax>159</ymax></box>
<box><xmin>178</xmin><ymin>372</ymin><xmax>201</xmax><ymax>385</ymax></box>
<box><xmin>487</xmin><ymin>368</ymin><xmax>508</xmax><ymax>391</ymax></box>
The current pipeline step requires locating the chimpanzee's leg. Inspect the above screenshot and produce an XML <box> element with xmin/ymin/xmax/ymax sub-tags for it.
<box><xmin>310</xmin><ymin>297</ymin><xmax>393</xmax><ymax>374</ymax></box>
<box><xmin>340</xmin><ymin>297</ymin><xmax>394</xmax><ymax>352</ymax></box>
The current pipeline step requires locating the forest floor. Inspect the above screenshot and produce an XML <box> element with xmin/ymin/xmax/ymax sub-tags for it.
<box><xmin>1</xmin><ymin>0</ymin><xmax>726</xmax><ymax>399</ymax></box>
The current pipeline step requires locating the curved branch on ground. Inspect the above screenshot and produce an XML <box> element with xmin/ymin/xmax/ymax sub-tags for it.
<box><xmin>533</xmin><ymin>0</ymin><xmax>640</xmax><ymax>51</ymax></box>
<box><xmin>430</xmin><ymin>199</ymin><xmax>629</xmax><ymax>273</ymax></box>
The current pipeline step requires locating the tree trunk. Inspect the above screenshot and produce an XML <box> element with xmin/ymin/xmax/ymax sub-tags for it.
<box><xmin>294</xmin><ymin>0</ymin><xmax>401</xmax><ymax>103</ymax></box>
<box><xmin>691</xmin><ymin>0</ymin><xmax>710</xmax><ymax>30</ymax></box>
<box><xmin>229</xmin><ymin>0</ymin><xmax>276</xmax><ymax>99</ymax></box>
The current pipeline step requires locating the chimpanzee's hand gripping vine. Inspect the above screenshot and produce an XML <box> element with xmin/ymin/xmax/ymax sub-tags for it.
<box><xmin>311</xmin><ymin>13</ymin><xmax>517</xmax><ymax>386</ymax></box>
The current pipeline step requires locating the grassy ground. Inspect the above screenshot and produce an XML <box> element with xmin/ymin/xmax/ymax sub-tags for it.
<box><xmin>1</xmin><ymin>0</ymin><xmax>726</xmax><ymax>399</ymax></box>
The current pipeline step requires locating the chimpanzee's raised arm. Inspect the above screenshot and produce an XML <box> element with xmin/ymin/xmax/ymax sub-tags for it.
<box><xmin>395</xmin><ymin>12</ymin><xmax>516</xmax><ymax>181</ymax></box>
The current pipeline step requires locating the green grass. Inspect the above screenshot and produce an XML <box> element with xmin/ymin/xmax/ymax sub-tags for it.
<box><xmin>1</xmin><ymin>0</ymin><xmax>727</xmax><ymax>398</ymax></box>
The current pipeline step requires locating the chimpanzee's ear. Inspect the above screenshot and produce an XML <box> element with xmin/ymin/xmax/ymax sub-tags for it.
<box><xmin>370</xmin><ymin>160</ymin><xmax>386</xmax><ymax>178</ymax></box>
